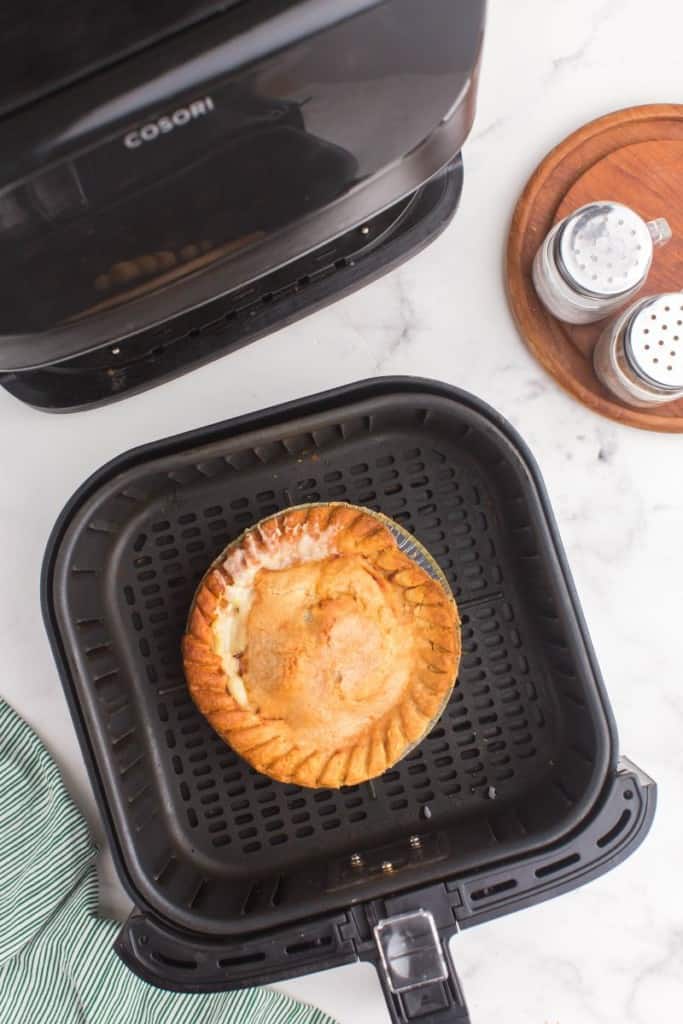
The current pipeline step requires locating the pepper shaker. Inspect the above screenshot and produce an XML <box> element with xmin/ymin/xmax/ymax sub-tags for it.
<box><xmin>533</xmin><ymin>202</ymin><xmax>671</xmax><ymax>324</ymax></box>
<box><xmin>593</xmin><ymin>292</ymin><xmax>683</xmax><ymax>407</ymax></box>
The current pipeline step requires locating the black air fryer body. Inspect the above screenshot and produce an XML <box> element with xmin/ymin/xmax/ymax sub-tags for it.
<box><xmin>0</xmin><ymin>0</ymin><xmax>486</xmax><ymax>410</ymax></box>
<box><xmin>43</xmin><ymin>378</ymin><xmax>656</xmax><ymax>1023</ymax></box>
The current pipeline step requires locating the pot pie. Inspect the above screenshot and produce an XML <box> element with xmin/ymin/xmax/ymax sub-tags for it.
<box><xmin>182</xmin><ymin>503</ymin><xmax>461</xmax><ymax>788</ymax></box>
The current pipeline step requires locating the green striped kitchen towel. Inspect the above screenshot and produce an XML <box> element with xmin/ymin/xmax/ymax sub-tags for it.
<box><xmin>0</xmin><ymin>699</ymin><xmax>336</xmax><ymax>1024</ymax></box>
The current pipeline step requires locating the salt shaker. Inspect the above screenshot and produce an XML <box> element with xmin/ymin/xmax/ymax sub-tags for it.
<box><xmin>532</xmin><ymin>202</ymin><xmax>671</xmax><ymax>324</ymax></box>
<box><xmin>593</xmin><ymin>292</ymin><xmax>683</xmax><ymax>407</ymax></box>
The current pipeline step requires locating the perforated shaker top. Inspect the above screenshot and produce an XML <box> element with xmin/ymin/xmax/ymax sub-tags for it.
<box><xmin>625</xmin><ymin>293</ymin><xmax>683</xmax><ymax>389</ymax></box>
<box><xmin>556</xmin><ymin>202</ymin><xmax>653</xmax><ymax>298</ymax></box>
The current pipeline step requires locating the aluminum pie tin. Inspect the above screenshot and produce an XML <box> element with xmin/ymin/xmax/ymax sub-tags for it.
<box><xmin>190</xmin><ymin>501</ymin><xmax>459</xmax><ymax>775</ymax></box>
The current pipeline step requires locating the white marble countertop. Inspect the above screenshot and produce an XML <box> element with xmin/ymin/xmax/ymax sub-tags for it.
<box><xmin>2</xmin><ymin>1</ymin><xmax>682</xmax><ymax>1020</ymax></box>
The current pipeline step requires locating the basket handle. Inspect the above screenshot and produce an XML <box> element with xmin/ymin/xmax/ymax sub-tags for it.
<box><xmin>369</xmin><ymin>916</ymin><xmax>471</xmax><ymax>1024</ymax></box>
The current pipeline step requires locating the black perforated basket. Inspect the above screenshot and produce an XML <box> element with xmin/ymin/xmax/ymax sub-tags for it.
<box><xmin>42</xmin><ymin>377</ymin><xmax>656</xmax><ymax>1023</ymax></box>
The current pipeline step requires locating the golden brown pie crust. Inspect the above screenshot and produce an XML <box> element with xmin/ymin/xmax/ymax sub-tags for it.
<box><xmin>182</xmin><ymin>504</ymin><xmax>460</xmax><ymax>788</ymax></box>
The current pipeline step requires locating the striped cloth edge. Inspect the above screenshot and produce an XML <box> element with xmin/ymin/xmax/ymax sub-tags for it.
<box><xmin>0</xmin><ymin>698</ymin><xmax>337</xmax><ymax>1024</ymax></box>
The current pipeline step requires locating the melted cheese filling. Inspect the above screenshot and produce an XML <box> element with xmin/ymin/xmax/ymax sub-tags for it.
<box><xmin>213</xmin><ymin>529</ymin><xmax>335</xmax><ymax>708</ymax></box>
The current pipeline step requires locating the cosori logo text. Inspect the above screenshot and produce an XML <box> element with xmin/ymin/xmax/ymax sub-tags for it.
<box><xmin>123</xmin><ymin>97</ymin><xmax>215</xmax><ymax>149</ymax></box>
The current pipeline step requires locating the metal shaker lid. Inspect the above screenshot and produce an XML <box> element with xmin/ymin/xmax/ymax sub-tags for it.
<box><xmin>624</xmin><ymin>293</ymin><xmax>683</xmax><ymax>390</ymax></box>
<box><xmin>555</xmin><ymin>202</ymin><xmax>657</xmax><ymax>299</ymax></box>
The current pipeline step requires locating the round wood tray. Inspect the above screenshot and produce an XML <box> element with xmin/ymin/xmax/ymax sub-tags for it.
<box><xmin>507</xmin><ymin>104</ymin><xmax>683</xmax><ymax>432</ymax></box>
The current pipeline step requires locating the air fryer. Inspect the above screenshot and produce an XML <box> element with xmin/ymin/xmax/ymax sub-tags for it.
<box><xmin>0</xmin><ymin>0</ymin><xmax>487</xmax><ymax>410</ymax></box>
<box><xmin>42</xmin><ymin>378</ymin><xmax>656</xmax><ymax>1024</ymax></box>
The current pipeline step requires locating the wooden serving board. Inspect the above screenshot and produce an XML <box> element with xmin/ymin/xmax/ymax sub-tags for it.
<box><xmin>506</xmin><ymin>104</ymin><xmax>683</xmax><ymax>432</ymax></box>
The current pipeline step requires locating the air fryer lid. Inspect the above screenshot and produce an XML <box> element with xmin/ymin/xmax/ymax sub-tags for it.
<box><xmin>0</xmin><ymin>98</ymin><xmax>357</xmax><ymax>332</ymax></box>
<box><xmin>0</xmin><ymin>0</ymin><xmax>485</xmax><ymax>372</ymax></box>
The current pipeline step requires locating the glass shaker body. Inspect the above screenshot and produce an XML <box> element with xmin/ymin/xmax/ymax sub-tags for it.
<box><xmin>594</xmin><ymin>292</ymin><xmax>683</xmax><ymax>407</ymax></box>
<box><xmin>532</xmin><ymin>202</ymin><xmax>671</xmax><ymax>325</ymax></box>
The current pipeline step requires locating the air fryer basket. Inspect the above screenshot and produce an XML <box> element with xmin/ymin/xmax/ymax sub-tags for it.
<box><xmin>42</xmin><ymin>378</ymin><xmax>656</xmax><ymax>1023</ymax></box>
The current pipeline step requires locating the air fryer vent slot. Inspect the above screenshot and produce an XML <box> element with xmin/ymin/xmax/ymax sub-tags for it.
<box><xmin>470</xmin><ymin>878</ymin><xmax>518</xmax><ymax>902</ymax></box>
<box><xmin>152</xmin><ymin>952</ymin><xmax>197</xmax><ymax>971</ymax></box>
<box><xmin>597</xmin><ymin>810</ymin><xmax>632</xmax><ymax>849</ymax></box>
<box><xmin>535</xmin><ymin>853</ymin><xmax>581</xmax><ymax>879</ymax></box>
<box><xmin>218</xmin><ymin>952</ymin><xmax>266</xmax><ymax>969</ymax></box>
<box><xmin>286</xmin><ymin>936</ymin><xmax>333</xmax><ymax>956</ymax></box>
